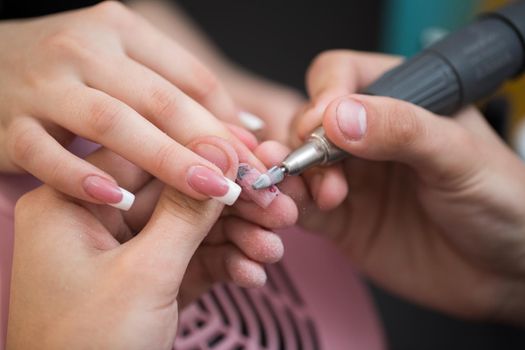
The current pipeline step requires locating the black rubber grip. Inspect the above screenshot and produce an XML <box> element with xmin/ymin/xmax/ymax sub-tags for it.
<box><xmin>363</xmin><ymin>0</ymin><xmax>525</xmax><ymax>116</ymax></box>
<box><xmin>363</xmin><ymin>52</ymin><xmax>461</xmax><ymax>115</ymax></box>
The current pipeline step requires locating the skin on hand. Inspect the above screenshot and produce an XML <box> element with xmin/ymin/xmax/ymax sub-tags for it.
<box><xmin>222</xmin><ymin>70</ymin><xmax>306</xmax><ymax>143</ymax></box>
<box><xmin>280</xmin><ymin>50</ymin><xmax>525</xmax><ymax>326</ymax></box>
<box><xmin>128</xmin><ymin>0</ymin><xmax>306</xmax><ymax>144</ymax></box>
<box><xmin>0</xmin><ymin>1</ymin><xmax>268</xmax><ymax>208</ymax></box>
<box><xmin>7</xmin><ymin>144</ymin><xmax>297</xmax><ymax>349</ymax></box>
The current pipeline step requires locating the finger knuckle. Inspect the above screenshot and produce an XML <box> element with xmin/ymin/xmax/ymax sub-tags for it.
<box><xmin>307</xmin><ymin>49</ymin><xmax>357</xmax><ymax>95</ymax></box>
<box><xmin>93</xmin><ymin>1</ymin><xmax>129</xmax><ymax>19</ymax></box>
<box><xmin>159</xmin><ymin>191</ymin><xmax>207</xmax><ymax>227</ymax></box>
<box><xmin>15</xmin><ymin>192</ymin><xmax>32</xmax><ymax>216</ymax></box>
<box><xmin>149</xmin><ymin>87</ymin><xmax>179</xmax><ymax>121</ymax></box>
<box><xmin>312</xmin><ymin>50</ymin><xmax>342</xmax><ymax>67</ymax></box>
<box><xmin>384</xmin><ymin>102</ymin><xmax>423</xmax><ymax>149</ymax></box>
<box><xmin>88</xmin><ymin>100</ymin><xmax>126</xmax><ymax>136</ymax></box>
<box><xmin>93</xmin><ymin>1</ymin><xmax>135</xmax><ymax>29</ymax></box>
<box><xmin>41</xmin><ymin>28</ymin><xmax>95</xmax><ymax>64</ymax></box>
<box><xmin>14</xmin><ymin>191</ymin><xmax>40</xmax><ymax>229</ymax></box>
<box><xmin>308</xmin><ymin>51</ymin><xmax>333</xmax><ymax>80</ymax></box>
<box><xmin>309</xmin><ymin>49</ymin><xmax>354</xmax><ymax>73</ymax></box>
<box><xmin>450</xmin><ymin>126</ymin><xmax>476</xmax><ymax>158</ymax></box>
<box><xmin>151</xmin><ymin>143</ymin><xmax>178</xmax><ymax>176</ymax></box>
<box><xmin>7</xmin><ymin>123</ymin><xmax>40</xmax><ymax>164</ymax></box>
<box><xmin>47</xmin><ymin>155</ymin><xmax>67</xmax><ymax>187</ymax></box>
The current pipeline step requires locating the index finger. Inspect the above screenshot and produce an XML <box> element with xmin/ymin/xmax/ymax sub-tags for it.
<box><xmin>295</xmin><ymin>51</ymin><xmax>402</xmax><ymax>142</ymax></box>
<box><xmin>306</xmin><ymin>50</ymin><xmax>402</xmax><ymax>102</ymax></box>
<box><xmin>290</xmin><ymin>51</ymin><xmax>402</xmax><ymax>210</ymax></box>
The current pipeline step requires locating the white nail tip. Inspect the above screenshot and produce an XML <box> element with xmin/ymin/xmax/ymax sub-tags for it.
<box><xmin>109</xmin><ymin>187</ymin><xmax>135</xmax><ymax>211</ymax></box>
<box><xmin>212</xmin><ymin>177</ymin><xmax>241</xmax><ymax>206</ymax></box>
<box><xmin>239</xmin><ymin>111</ymin><xmax>265</xmax><ymax>131</ymax></box>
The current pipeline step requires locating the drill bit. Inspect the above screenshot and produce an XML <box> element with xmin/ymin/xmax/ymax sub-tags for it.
<box><xmin>251</xmin><ymin>166</ymin><xmax>287</xmax><ymax>190</ymax></box>
<box><xmin>252</xmin><ymin>127</ymin><xmax>348</xmax><ymax>190</ymax></box>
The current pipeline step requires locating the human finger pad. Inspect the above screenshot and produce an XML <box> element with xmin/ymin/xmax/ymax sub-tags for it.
<box><xmin>315</xmin><ymin>165</ymin><xmax>348</xmax><ymax>210</ymax></box>
<box><xmin>225</xmin><ymin>220</ymin><xmax>284</xmax><ymax>263</ymax></box>
<box><xmin>231</xmin><ymin>194</ymin><xmax>298</xmax><ymax>229</ymax></box>
<box><xmin>226</xmin><ymin>251</ymin><xmax>267</xmax><ymax>288</ymax></box>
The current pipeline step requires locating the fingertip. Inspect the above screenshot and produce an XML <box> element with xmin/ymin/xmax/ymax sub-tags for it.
<box><xmin>253</xmin><ymin>140</ymin><xmax>291</xmax><ymax>167</ymax></box>
<box><xmin>226</xmin><ymin>253</ymin><xmax>267</xmax><ymax>288</ymax></box>
<box><xmin>224</xmin><ymin>220</ymin><xmax>285</xmax><ymax>263</ymax></box>
<box><xmin>267</xmin><ymin>195</ymin><xmax>299</xmax><ymax>227</ymax></box>
<box><xmin>316</xmin><ymin>167</ymin><xmax>348</xmax><ymax>210</ymax></box>
<box><xmin>247</xmin><ymin>230</ymin><xmax>285</xmax><ymax>264</ymax></box>
<box><xmin>259</xmin><ymin>232</ymin><xmax>284</xmax><ymax>263</ymax></box>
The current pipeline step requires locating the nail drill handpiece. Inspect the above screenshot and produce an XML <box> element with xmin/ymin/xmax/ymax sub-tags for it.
<box><xmin>253</xmin><ymin>1</ymin><xmax>525</xmax><ymax>190</ymax></box>
<box><xmin>252</xmin><ymin>127</ymin><xmax>346</xmax><ymax>189</ymax></box>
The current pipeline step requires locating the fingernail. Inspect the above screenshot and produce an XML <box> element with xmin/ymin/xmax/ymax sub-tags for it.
<box><xmin>193</xmin><ymin>143</ymin><xmax>230</xmax><ymax>173</ymax></box>
<box><xmin>239</xmin><ymin>111</ymin><xmax>265</xmax><ymax>131</ymax></box>
<box><xmin>187</xmin><ymin>166</ymin><xmax>241</xmax><ymax>206</ymax></box>
<box><xmin>83</xmin><ymin>175</ymin><xmax>135</xmax><ymax>211</ymax></box>
<box><xmin>336</xmin><ymin>99</ymin><xmax>367</xmax><ymax>141</ymax></box>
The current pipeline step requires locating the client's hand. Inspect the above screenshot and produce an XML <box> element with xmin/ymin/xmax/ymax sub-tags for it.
<box><xmin>0</xmin><ymin>1</ymin><xmax>264</xmax><ymax>209</ymax></box>
<box><xmin>7</xmin><ymin>144</ymin><xmax>294</xmax><ymax>349</ymax></box>
<box><xmin>260</xmin><ymin>50</ymin><xmax>525</xmax><ymax>326</ymax></box>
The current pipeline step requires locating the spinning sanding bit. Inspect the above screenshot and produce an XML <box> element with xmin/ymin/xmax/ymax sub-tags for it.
<box><xmin>253</xmin><ymin>0</ymin><xmax>525</xmax><ymax>190</ymax></box>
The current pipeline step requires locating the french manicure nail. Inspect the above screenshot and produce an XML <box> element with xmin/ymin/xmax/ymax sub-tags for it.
<box><xmin>187</xmin><ymin>166</ymin><xmax>241</xmax><ymax>205</ymax></box>
<box><xmin>239</xmin><ymin>111</ymin><xmax>265</xmax><ymax>131</ymax></box>
<box><xmin>336</xmin><ymin>99</ymin><xmax>367</xmax><ymax>141</ymax></box>
<box><xmin>83</xmin><ymin>175</ymin><xmax>135</xmax><ymax>211</ymax></box>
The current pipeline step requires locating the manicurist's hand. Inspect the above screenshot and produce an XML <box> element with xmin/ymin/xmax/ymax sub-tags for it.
<box><xmin>7</xmin><ymin>144</ymin><xmax>294</xmax><ymax>349</ymax></box>
<box><xmin>264</xmin><ymin>50</ymin><xmax>525</xmax><ymax>326</ymax></box>
<box><xmin>0</xmin><ymin>1</ymin><xmax>263</xmax><ymax>209</ymax></box>
<box><xmin>221</xmin><ymin>68</ymin><xmax>306</xmax><ymax>143</ymax></box>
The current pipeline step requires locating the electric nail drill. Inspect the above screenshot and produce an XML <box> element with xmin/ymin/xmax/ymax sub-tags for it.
<box><xmin>253</xmin><ymin>0</ymin><xmax>525</xmax><ymax>190</ymax></box>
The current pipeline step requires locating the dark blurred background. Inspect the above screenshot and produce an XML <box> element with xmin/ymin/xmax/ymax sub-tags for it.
<box><xmin>2</xmin><ymin>0</ymin><xmax>525</xmax><ymax>348</ymax></box>
<box><xmin>175</xmin><ymin>0</ymin><xmax>383</xmax><ymax>91</ymax></box>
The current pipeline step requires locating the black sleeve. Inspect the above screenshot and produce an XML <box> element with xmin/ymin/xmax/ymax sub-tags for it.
<box><xmin>0</xmin><ymin>0</ymin><xmax>110</xmax><ymax>19</ymax></box>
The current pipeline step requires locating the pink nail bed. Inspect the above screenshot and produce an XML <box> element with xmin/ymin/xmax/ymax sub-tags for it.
<box><xmin>187</xmin><ymin>166</ymin><xmax>241</xmax><ymax>206</ymax></box>
<box><xmin>83</xmin><ymin>175</ymin><xmax>135</xmax><ymax>211</ymax></box>
<box><xmin>83</xmin><ymin>176</ymin><xmax>123</xmax><ymax>203</ymax></box>
<box><xmin>188</xmin><ymin>166</ymin><xmax>229</xmax><ymax>197</ymax></box>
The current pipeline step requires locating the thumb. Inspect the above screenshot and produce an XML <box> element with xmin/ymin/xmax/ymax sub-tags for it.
<box><xmin>322</xmin><ymin>95</ymin><xmax>483</xmax><ymax>184</ymax></box>
<box><xmin>137</xmin><ymin>188</ymin><xmax>224</xmax><ymax>270</ymax></box>
<box><xmin>124</xmin><ymin>183</ymin><xmax>239</xmax><ymax>288</ymax></box>
<box><xmin>124</xmin><ymin>138</ymin><xmax>241</xmax><ymax>281</ymax></box>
